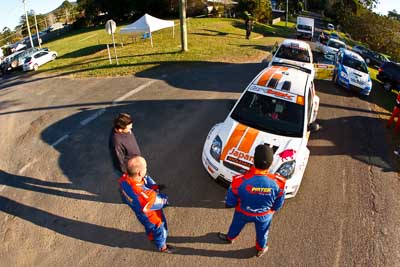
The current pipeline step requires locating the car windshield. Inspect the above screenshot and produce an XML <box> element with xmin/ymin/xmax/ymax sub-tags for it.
<box><xmin>343</xmin><ymin>55</ymin><xmax>368</xmax><ymax>73</ymax></box>
<box><xmin>275</xmin><ymin>45</ymin><xmax>310</xmax><ymax>63</ymax></box>
<box><xmin>24</xmin><ymin>57</ymin><xmax>31</xmax><ymax>63</ymax></box>
<box><xmin>231</xmin><ymin>91</ymin><xmax>305</xmax><ymax>137</ymax></box>
<box><xmin>298</xmin><ymin>24</ymin><xmax>312</xmax><ymax>31</ymax></box>
<box><xmin>327</xmin><ymin>40</ymin><xmax>345</xmax><ymax>49</ymax></box>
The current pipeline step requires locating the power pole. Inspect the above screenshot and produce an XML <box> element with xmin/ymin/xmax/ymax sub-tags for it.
<box><xmin>286</xmin><ymin>0</ymin><xmax>288</xmax><ymax>27</ymax></box>
<box><xmin>179</xmin><ymin>0</ymin><xmax>188</xmax><ymax>52</ymax></box>
<box><xmin>34</xmin><ymin>11</ymin><xmax>41</xmax><ymax>48</ymax></box>
<box><xmin>65</xmin><ymin>9</ymin><xmax>69</xmax><ymax>24</ymax></box>
<box><xmin>23</xmin><ymin>0</ymin><xmax>34</xmax><ymax>48</ymax></box>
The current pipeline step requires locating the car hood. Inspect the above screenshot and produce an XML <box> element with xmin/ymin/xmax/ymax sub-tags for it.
<box><xmin>216</xmin><ymin>118</ymin><xmax>304</xmax><ymax>173</ymax></box>
<box><xmin>324</xmin><ymin>46</ymin><xmax>338</xmax><ymax>54</ymax></box>
<box><xmin>343</xmin><ymin>66</ymin><xmax>370</xmax><ymax>83</ymax></box>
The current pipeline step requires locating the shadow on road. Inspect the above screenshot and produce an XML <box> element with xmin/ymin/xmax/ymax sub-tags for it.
<box><xmin>0</xmin><ymin>196</ymin><xmax>255</xmax><ymax>259</ymax></box>
<box><xmin>0</xmin><ymin>61</ymin><xmax>264</xmax><ymax>96</ymax></box>
<box><xmin>310</xmin><ymin>115</ymin><xmax>394</xmax><ymax>171</ymax></box>
<box><xmin>35</xmin><ymin>99</ymin><xmax>231</xmax><ymax>207</ymax></box>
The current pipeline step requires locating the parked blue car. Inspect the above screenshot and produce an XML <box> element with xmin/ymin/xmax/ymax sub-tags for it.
<box><xmin>333</xmin><ymin>48</ymin><xmax>372</xmax><ymax>96</ymax></box>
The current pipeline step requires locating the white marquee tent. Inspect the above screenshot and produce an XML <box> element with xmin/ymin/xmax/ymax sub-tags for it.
<box><xmin>120</xmin><ymin>14</ymin><xmax>175</xmax><ymax>47</ymax></box>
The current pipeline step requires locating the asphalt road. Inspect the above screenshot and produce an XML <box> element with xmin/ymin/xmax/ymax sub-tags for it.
<box><xmin>1</xmin><ymin>56</ymin><xmax>400</xmax><ymax>266</ymax></box>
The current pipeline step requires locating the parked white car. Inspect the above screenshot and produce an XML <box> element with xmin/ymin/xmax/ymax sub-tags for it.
<box><xmin>323</xmin><ymin>38</ymin><xmax>346</xmax><ymax>61</ymax></box>
<box><xmin>23</xmin><ymin>50</ymin><xmax>57</xmax><ymax>71</ymax></box>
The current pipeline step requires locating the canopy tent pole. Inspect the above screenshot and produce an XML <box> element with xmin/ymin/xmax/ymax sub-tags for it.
<box><xmin>149</xmin><ymin>26</ymin><xmax>153</xmax><ymax>47</ymax></box>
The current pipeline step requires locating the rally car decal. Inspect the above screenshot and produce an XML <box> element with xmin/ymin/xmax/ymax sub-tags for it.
<box><xmin>257</xmin><ymin>66</ymin><xmax>288</xmax><ymax>86</ymax></box>
<box><xmin>278</xmin><ymin>149</ymin><xmax>297</xmax><ymax>161</ymax></box>
<box><xmin>220</xmin><ymin>124</ymin><xmax>259</xmax><ymax>167</ymax></box>
<box><xmin>248</xmin><ymin>85</ymin><xmax>304</xmax><ymax>105</ymax></box>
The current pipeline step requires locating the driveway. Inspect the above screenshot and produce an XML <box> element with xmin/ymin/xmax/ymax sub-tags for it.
<box><xmin>1</xmin><ymin>60</ymin><xmax>399</xmax><ymax>266</ymax></box>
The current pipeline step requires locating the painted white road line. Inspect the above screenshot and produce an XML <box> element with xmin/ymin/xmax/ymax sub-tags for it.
<box><xmin>18</xmin><ymin>159</ymin><xmax>39</xmax><ymax>175</ymax></box>
<box><xmin>80</xmin><ymin>34</ymin><xmax>97</xmax><ymax>42</ymax></box>
<box><xmin>51</xmin><ymin>134</ymin><xmax>70</xmax><ymax>147</ymax></box>
<box><xmin>52</xmin><ymin>80</ymin><xmax>155</xmax><ymax>147</ymax></box>
<box><xmin>112</xmin><ymin>80</ymin><xmax>156</xmax><ymax>105</ymax></box>
<box><xmin>80</xmin><ymin>108</ymin><xmax>106</xmax><ymax>126</ymax></box>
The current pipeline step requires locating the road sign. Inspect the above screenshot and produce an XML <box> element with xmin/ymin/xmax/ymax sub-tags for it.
<box><xmin>105</xmin><ymin>20</ymin><xmax>116</xmax><ymax>35</ymax></box>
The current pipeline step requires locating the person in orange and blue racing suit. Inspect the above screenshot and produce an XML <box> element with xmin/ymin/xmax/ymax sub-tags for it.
<box><xmin>218</xmin><ymin>144</ymin><xmax>286</xmax><ymax>258</ymax></box>
<box><xmin>119</xmin><ymin>156</ymin><xmax>175</xmax><ymax>253</ymax></box>
<box><xmin>386</xmin><ymin>92</ymin><xmax>400</xmax><ymax>132</ymax></box>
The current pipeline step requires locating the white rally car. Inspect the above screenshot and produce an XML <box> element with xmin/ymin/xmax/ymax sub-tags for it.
<box><xmin>202</xmin><ymin>64</ymin><xmax>320</xmax><ymax>198</ymax></box>
<box><xmin>269</xmin><ymin>39</ymin><xmax>314</xmax><ymax>78</ymax></box>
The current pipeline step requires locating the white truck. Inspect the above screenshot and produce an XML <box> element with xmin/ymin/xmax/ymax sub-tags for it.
<box><xmin>296</xmin><ymin>16</ymin><xmax>314</xmax><ymax>41</ymax></box>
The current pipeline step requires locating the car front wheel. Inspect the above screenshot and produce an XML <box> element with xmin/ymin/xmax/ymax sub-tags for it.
<box><xmin>51</xmin><ymin>54</ymin><xmax>56</xmax><ymax>60</ymax></box>
<box><xmin>11</xmin><ymin>60</ymin><xmax>18</xmax><ymax>69</ymax></box>
<box><xmin>33</xmin><ymin>64</ymin><xmax>39</xmax><ymax>71</ymax></box>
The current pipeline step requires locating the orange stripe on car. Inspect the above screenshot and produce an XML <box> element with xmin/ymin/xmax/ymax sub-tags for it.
<box><xmin>257</xmin><ymin>66</ymin><xmax>288</xmax><ymax>86</ymax></box>
<box><xmin>238</xmin><ymin>127</ymin><xmax>259</xmax><ymax>153</ymax></box>
<box><xmin>220</xmin><ymin>124</ymin><xmax>247</xmax><ymax>160</ymax></box>
<box><xmin>257</xmin><ymin>68</ymin><xmax>278</xmax><ymax>86</ymax></box>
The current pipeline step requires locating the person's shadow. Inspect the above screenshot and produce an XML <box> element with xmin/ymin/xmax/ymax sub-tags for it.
<box><xmin>0</xmin><ymin>195</ymin><xmax>255</xmax><ymax>259</ymax></box>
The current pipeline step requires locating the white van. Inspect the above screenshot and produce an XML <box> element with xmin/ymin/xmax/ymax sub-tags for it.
<box><xmin>49</xmin><ymin>22</ymin><xmax>64</xmax><ymax>32</ymax></box>
<box><xmin>296</xmin><ymin>17</ymin><xmax>314</xmax><ymax>41</ymax></box>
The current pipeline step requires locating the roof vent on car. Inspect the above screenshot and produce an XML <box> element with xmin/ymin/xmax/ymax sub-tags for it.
<box><xmin>281</xmin><ymin>81</ymin><xmax>291</xmax><ymax>91</ymax></box>
<box><xmin>267</xmin><ymin>78</ymin><xmax>279</xmax><ymax>88</ymax></box>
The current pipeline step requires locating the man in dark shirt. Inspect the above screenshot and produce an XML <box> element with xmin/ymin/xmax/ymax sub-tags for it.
<box><xmin>109</xmin><ymin>113</ymin><xmax>141</xmax><ymax>174</ymax></box>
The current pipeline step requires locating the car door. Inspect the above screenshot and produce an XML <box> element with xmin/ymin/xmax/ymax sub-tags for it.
<box><xmin>33</xmin><ymin>52</ymin><xmax>43</xmax><ymax>66</ymax></box>
<box><xmin>334</xmin><ymin>50</ymin><xmax>342</xmax><ymax>73</ymax></box>
<box><xmin>37</xmin><ymin>52</ymin><xmax>48</xmax><ymax>66</ymax></box>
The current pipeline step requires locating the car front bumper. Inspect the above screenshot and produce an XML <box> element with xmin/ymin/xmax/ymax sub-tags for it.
<box><xmin>202</xmin><ymin>146</ymin><xmax>305</xmax><ymax>199</ymax></box>
<box><xmin>337</xmin><ymin>76</ymin><xmax>371</xmax><ymax>95</ymax></box>
<box><xmin>23</xmin><ymin>65</ymin><xmax>33</xmax><ymax>71</ymax></box>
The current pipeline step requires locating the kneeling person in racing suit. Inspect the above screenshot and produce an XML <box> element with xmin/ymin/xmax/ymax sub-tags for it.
<box><xmin>119</xmin><ymin>156</ymin><xmax>175</xmax><ymax>253</ymax></box>
<box><xmin>218</xmin><ymin>144</ymin><xmax>286</xmax><ymax>257</ymax></box>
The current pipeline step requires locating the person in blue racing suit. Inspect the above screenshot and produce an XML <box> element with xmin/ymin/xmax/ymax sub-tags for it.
<box><xmin>218</xmin><ymin>144</ymin><xmax>286</xmax><ymax>257</ymax></box>
<box><xmin>119</xmin><ymin>156</ymin><xmax>175</xmax><ymax>253</ymax></box>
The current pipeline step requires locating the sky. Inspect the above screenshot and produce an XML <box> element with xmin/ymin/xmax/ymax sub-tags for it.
<box><xmin>0</xmin><ymin>0</ymin><xmax>399</xmax><ymax>31</ymax></box>
<box><xmin>0</xmin><ymin>0</ymin><xmax>71</xmax><ymax>31</ymax></box>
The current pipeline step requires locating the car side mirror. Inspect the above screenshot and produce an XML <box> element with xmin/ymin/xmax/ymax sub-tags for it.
<box><xmin>271</xmin><ymin>42</ymin><xmax>279</xmax><ymax>55</ymax></box>
<box><xmin>308</xmin><ymin>122</ymin><xmax>321</xmax><ymax>132</ymax></box>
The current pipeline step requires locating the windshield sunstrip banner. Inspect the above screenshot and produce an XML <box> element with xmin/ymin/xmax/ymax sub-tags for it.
<box><xmin>248</xmin><ymin>85</ymin><xmax>302</xmax><ymax>104</ymax></box>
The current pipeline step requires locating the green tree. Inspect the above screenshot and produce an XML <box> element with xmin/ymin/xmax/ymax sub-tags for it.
<box><xmin>388</xmin><ymin>9</ymin><xmax>400</xmax><ymax>20</ymax></box>
<box><xmin>254</xmin><ymin>0</ymin><xmax>272</xmax><ymax>23</ymax></box>
<box><xmin>237</xmin><ymin>0</ymin><xmax>271</xmax><ymax>23</ymax></box>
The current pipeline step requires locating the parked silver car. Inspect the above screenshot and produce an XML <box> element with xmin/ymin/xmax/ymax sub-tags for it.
<box><xmin>23</xmin><ymin>50</ymin><xmax>57</xmax><ymax>71</ymax></box>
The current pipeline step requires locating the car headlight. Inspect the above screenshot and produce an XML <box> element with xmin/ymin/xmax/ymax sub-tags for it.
<box><xmin>340</xmin><ymin>71</ymin><xmax>348</xmax><ymax>79</ymax></box>
<box><xmin>276</xmin><ymin>160</ymin><xmax>296</xmax><ymax>179</ymax></box>
<box><xmin>210</xmin><ymin>135</ymin><xmax>222</xmax><ymax>162</ymax></box>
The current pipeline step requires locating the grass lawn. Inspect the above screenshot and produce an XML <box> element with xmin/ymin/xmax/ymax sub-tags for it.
<box><xmin>38</xmin><ymin>18</ymin><xmax>295</xmax><ymax>78</ymax></box>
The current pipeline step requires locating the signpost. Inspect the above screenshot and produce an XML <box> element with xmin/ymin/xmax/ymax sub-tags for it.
<box><xmin>106</xmin><ymin>20</ymin><xmax>119</xmax><ymax>65</ymax></box>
